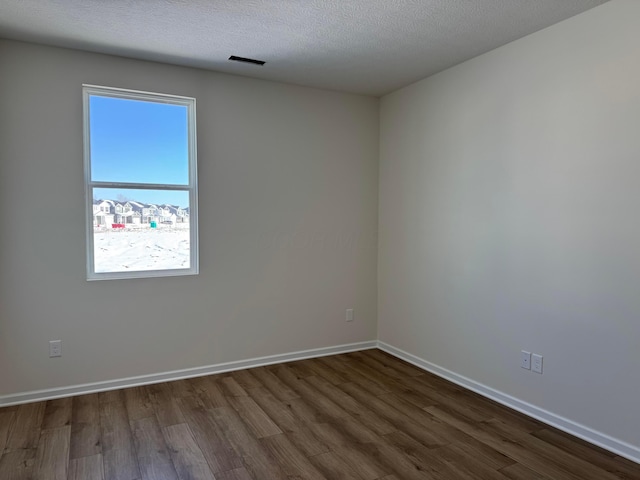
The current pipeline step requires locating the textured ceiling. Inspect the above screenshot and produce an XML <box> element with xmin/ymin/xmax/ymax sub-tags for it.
<box><xmin>0</xmin><ymin>0</ymin><xmax>609</xmax><ymax>96</ymax></box>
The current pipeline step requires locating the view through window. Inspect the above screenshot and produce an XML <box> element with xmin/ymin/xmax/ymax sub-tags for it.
<box><xmin>83</xmin><ymin>85</ymin><xmax>198</xmax><ymax>280</ymax></box>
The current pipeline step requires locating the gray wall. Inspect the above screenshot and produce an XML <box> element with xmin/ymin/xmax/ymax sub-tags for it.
<box><xmin>0</xmin><ymin>40</ymin><xmax>379</xmax><ymax>396</ymax></box>
<box><xmin>379</xmin><ymin>0</ymin><xmax>640</xmax><ymax>447</ymax></box>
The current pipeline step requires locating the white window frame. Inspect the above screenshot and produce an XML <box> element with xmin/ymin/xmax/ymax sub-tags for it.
<box><xmin>83</xmin><ymin>84</ymin><xmax>199</xmax><ymax>280</ymax></box>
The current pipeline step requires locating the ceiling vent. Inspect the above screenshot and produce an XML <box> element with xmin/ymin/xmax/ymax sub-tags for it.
<box><xmin>228</xmin><ymin>55</ymin><xmax>265</xmax><ymax>66</ymax></box>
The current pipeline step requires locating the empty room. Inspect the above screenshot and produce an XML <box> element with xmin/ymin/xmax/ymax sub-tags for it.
<box><xmin>1</xmin><ymin>0</ymin><xmax>639</xmax><ymax>478</ymax></box>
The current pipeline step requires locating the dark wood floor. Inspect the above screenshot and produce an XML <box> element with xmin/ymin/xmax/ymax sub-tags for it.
<box><xmin>1</xmin><ymin>349</ymin><xmax>639</xmax><ymax>480</ymax></box>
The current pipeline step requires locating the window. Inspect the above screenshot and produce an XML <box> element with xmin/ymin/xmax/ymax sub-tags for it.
<box><xmin>83</xmin><ymin>85</ymin><xmax>198</xmax><ymax>280</ymax></box>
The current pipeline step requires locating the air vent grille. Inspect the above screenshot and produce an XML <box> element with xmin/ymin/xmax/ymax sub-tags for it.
<box><xmin>228</xmin><ymin>55</ymin><xmax>265</xmax><ymax>66</ymax></box>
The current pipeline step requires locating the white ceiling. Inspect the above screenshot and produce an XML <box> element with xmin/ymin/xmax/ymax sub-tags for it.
<box><xmin>0</xmin><ymin>0</ymin><xmax>609</xmax><ymax>96</ymax></box>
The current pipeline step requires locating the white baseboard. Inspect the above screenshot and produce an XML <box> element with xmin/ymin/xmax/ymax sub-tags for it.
<box><xmin>0</xmin><ymin>341</ymin><xmax>377</xmax><ymax>407</ymax></box>
<box><xmin>3</xmin><ymin>339</ymin><xmax>637</xmax><ymax>465</ymax></box>
<box><xmin>377</xmin><ymin>341</ymin><xmax>640</xmax><ymax>465</ymax></box>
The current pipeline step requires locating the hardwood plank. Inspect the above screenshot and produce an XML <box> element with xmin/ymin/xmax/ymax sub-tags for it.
<box><xmin>137</xmin><ymin>459</ymin><xmax>184</xmax><ymax>480</ymax></box>
<box><xmin>70</xmin><ymin>393</ymin><xmax>102</xmax><ymax>459</ymax></box>
<box><xmin>147</xmin><ymin>383</ymin><xmax>185</xmax><ymax>427</ymax></box>
<box><xmin>425</xmin><ymin>393</ymin><xmax>491</xmax><ymax>424</ymax></box>
<box><xmin>301</xmin><ymin>358</ymin><xmax>349</xmax><ymax>385</ymax></box>
<box><xmin>282</xmin><ymin>380</ymin><xmax>384</xmax><ymax>450</ymax></box>
<box><xmin>130</xmin><ymin>416</ymin><xmax>178</xmax><ymax>480</ymax></box>
<box><xmin>392</xmin><ymin>376</ymin><xmax>484</xmax><ymax>420</ymax></box>
<box><xmin>68</xmin><ymin>454</ymin><xmax>105</xmax><ymax>480</ymax></box>
<box><xmin>380</xmin><ymin>381</ymin><xmax>435</xmax><ymax>409</ymax></box>
<box><xmin>307</xmin><ymin>422</ymin><xmax>389</xmax><ymax>480</ymax></box>
<box><xmin>615</xmin><ymin>456</ymin><xmax>640</xmax><ymax>472</ymax></box>
<box><xmin>210</xmin><ymin>406</ymin><xmax>288</xmax><ymax>479</ymax></box>
<box><xmin>123</xmin><ymin>387</ymin><xmax>154</xmax><ymax>422</ymax></box>
<box><xmin>361</xmin><ymin>349</ymin><xmax>426</xmax><ymax>377</ymax></box>
<box><xmin>376</xmin><ymin>392</ymin><xmax>472</xmax><ymax>444</ymax></box>
<box><xmin>369</xmin><ymin>370</ymin><xmax>472</xmax><ymax>419</ymax></box>
<box><xmin>177</xmin><ymin>395</ymin><xmax>243</xmax><ymax>474</ymax></box>
<box><xmin>0</xmin><ymin>408</ymin><xmax>16</xmax><ymax>454</ymax></box>
<box><xmin>260</xmin><ymin>433</ymin><xmax>326</xmax><ymax>480</ymax></box>
<box><xmin>316</xmin><ymin>355</ymin><xmax>358</xmax><ymax>378</ymax></box>
<box><xmin>532</xmin><ymin>428</ymin><xmax>640</xmax><ymax>480</ymax></box>
<box><xmin>339</xmin><ymin>382</ymin><xmax>449</xmax><ymax>449</ymax></box>
<box><xmin>100</xmin><ymin>396</ymin><xmax>135</xmax><ymax>451</ymax></box>
<box><xmin>0</xmin><ymin>448</ymin><xmax>36</xmax><ymax>480</ymax></box>
<box><xmin>373</xmin><ymin>432</ymin><xmax>448</xmax><ymax>480</ymax></box>
<box><xmin>4</xmin><ymin>401</ymin><xmax>46</xmax><ymax>451</ymax></box>
<box><xmin>214</xmin><ymin>467</ymin><xmax>254</xmax><ymax>480</ymax></box>
<box><xmin>169</xmin><ymin>380</ymin><xmax>196</xmax><ymax>399</ymax></box>
<box><xmin>385</xmin><ymin>428</ymin><xmax>508</xmax><ymax>479</ymax></box>
<box><xmin>41</xmin><ymin>397</ymin><xmax>72</xmax><ymax>429</ymax></box>
<box><xmin>318</xmin><ymin>356</ymin><xmax>391</xmax><ymax>396</ymax></box>
<box><xmin>438</xmin><ymin>437</ymin><xmax>516</xmax><ymax>471</ymax></box>
<box><xmin>286</xmin><ymin>396</ymin><xmax>331</xmax><ymax>425</ymax></box>
<box><xmin>272</xmin><ymin>366</ymin><xmax>350</xmax><ymax>421</ymax></box>
<box><xmin>305</xmin><ymin>375</ymin><xmax>396</xmax><ymax>436</ymax></box>
<box><xmin>453</xmin><ymin>390</ymin><xmax>544</xmax><ymax>432</ymax></box>
<box><xmin>344</xmin><ymin>356</ymin><xmax>456</xmax><ymax>408</ymax></box>
<box><xmin>426</xmin><ymin>406</ymin><xmax>580</xmax><ymax>480</ymax></box>
<box><xmin>482</xmin><ymin>418</ymin><xmax>622</xmax><ymax>480</ymax></box>
<box><xmin>102</xmin><ymin>448</ymin><xmax>142</xmax><ymax>480</ymax></box>
<box><xmin>337</xmin><ymin>360</ymin><xmax>404</xmax><ymax>397</ymax></box>
<box><xmin>33</xmin><ymin>425</ymin><xmax>70</xmax><ymax>480</ymax></box>
<box><xmin>230</xmin><ymin>369</ymin><xmax>262</xmax><ymax>390</ymax></box>
<box><xmin>395</xmin><ymin>362</ymin><xmax>464</xmax><ymax>395</ymax></box>
<box><xmin>100</xmin><ymin>390</ymin><xmax>124</xmax><ymax>405</ymax></box>
<box><xmin>130</xmin><ymin>416</ymin><xmax>169</xmax><ymax>459</ymax></box>
<box><xmin>308</xmin><ymin>451</ymin><xmax>367</xmax><ymax>480</ymax></box>
<box><xmin>435</xmin><ymin>442</ymin><xmax>513</xmax><ymax>480</ymax></box>
<box><xmin>162</xmin><ymin>423</ymin><xmax>215</xmax><ymax>480</ymax></box>
<box><xmin>331</xmin><ymin>415</ymin><xmax>385</xmax><ymax>446</ymax></box>
<box><xmin>190</xmin><ymin>376</ymin><xmax>230</xmax><ymax>408</ymax></box>
<box><xmin>347</xmin><ymin>351</ymin><xmax>411</xmax><ymax>382</ymax></box>
<box><xmin>226</xmin><ymin>395</ymin><xmax>282</xmax><ymax>438</ymax></box>
<box><xmin>246</xmin><ymin>386</ymin><xmax>329</xmax><ymax>457</ymax></box>
<box><xmin>248</xmin><ymin>367</ymin><xmax>299</xmax><ymax>401</ymax></box>
<box><xmin>499</xmin><ymin>462</ymin><xmax>547</xmax><ymax>479</ymax></box>
<box><xmin>100</xmin><ymin>395</ymin><xmax>140</xmax><ymax>480</ymax></box>
<box><xmin>280</xmin><ymin>387</ymin><xmax>384</xmax><ymax>455</ymax></box>
<box><xmin>220</xmin><ymin>376</ymin><xmax>248</xmax><ymax>397</ymax></box>
<box><xmin>286</xmin><ymin>359</ymin><xmax>318</xmax><ymax>379</ymax></box>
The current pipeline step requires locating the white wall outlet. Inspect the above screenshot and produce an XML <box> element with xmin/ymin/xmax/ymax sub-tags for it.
<box><xmin>49</xmin><ymin>340</ymin><xmax>62</xmax><ymax>357</ymax></box>
<box><xmin>521</xmin><ymin>350</ymin><xmax>531</xmax><ymax>370</ymax></box>
<box><xmin>532</xmin><ymin>353</ymin><xmax>543</xmax><ymax>374</ymax></box>
<box><xmin>346</xmin><ymin>308</ymin><xmax>354</xmax><ymax>322</ymax></box>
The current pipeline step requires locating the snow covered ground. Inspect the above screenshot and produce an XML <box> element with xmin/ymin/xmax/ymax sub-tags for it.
<box><xmin>94</xmin><ymin>224</ymin><xmax>190</xmax><ymax>273</ymax></box>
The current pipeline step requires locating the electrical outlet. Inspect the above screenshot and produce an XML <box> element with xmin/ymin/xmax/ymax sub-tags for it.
<box><xmin>532</xmin><ymin>354</ymin><xmax>543</xmax><ymax>374</ymax></box>
<box><xmin>49</xmin><ymin>340</ymin><xmax>62</xmax><ymax>357</ymax></box>
<box><xmin>521</xmin><ymin>350</ymin><xmax>531</xmax><ymax>370</ymax></box>
<box><xmin>346</xmin><ymin>308</ymin><xmax>354</xmax><ymax>322</ymax></box>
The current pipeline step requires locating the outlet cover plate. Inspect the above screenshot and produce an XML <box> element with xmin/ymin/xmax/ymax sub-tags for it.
<box><xmin>532</xmin><ymin>353</ymin><xmax>543</xmax><ymax>373</ymax></box>
<box><xmin>49</xmin><ymin>340</ymin><xmax>62</xmax><ymax>357</ymax></box>
<box><xmin>521</xmin><ymin>350</ymin><xmax>531</xmax><ymax>370</ymax></box>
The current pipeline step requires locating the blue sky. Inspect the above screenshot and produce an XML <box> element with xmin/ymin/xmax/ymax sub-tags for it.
<box><xmin>90</xmin><ymin>95</ymin><xmax>190</xmax><ymax>206</ymax></box>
